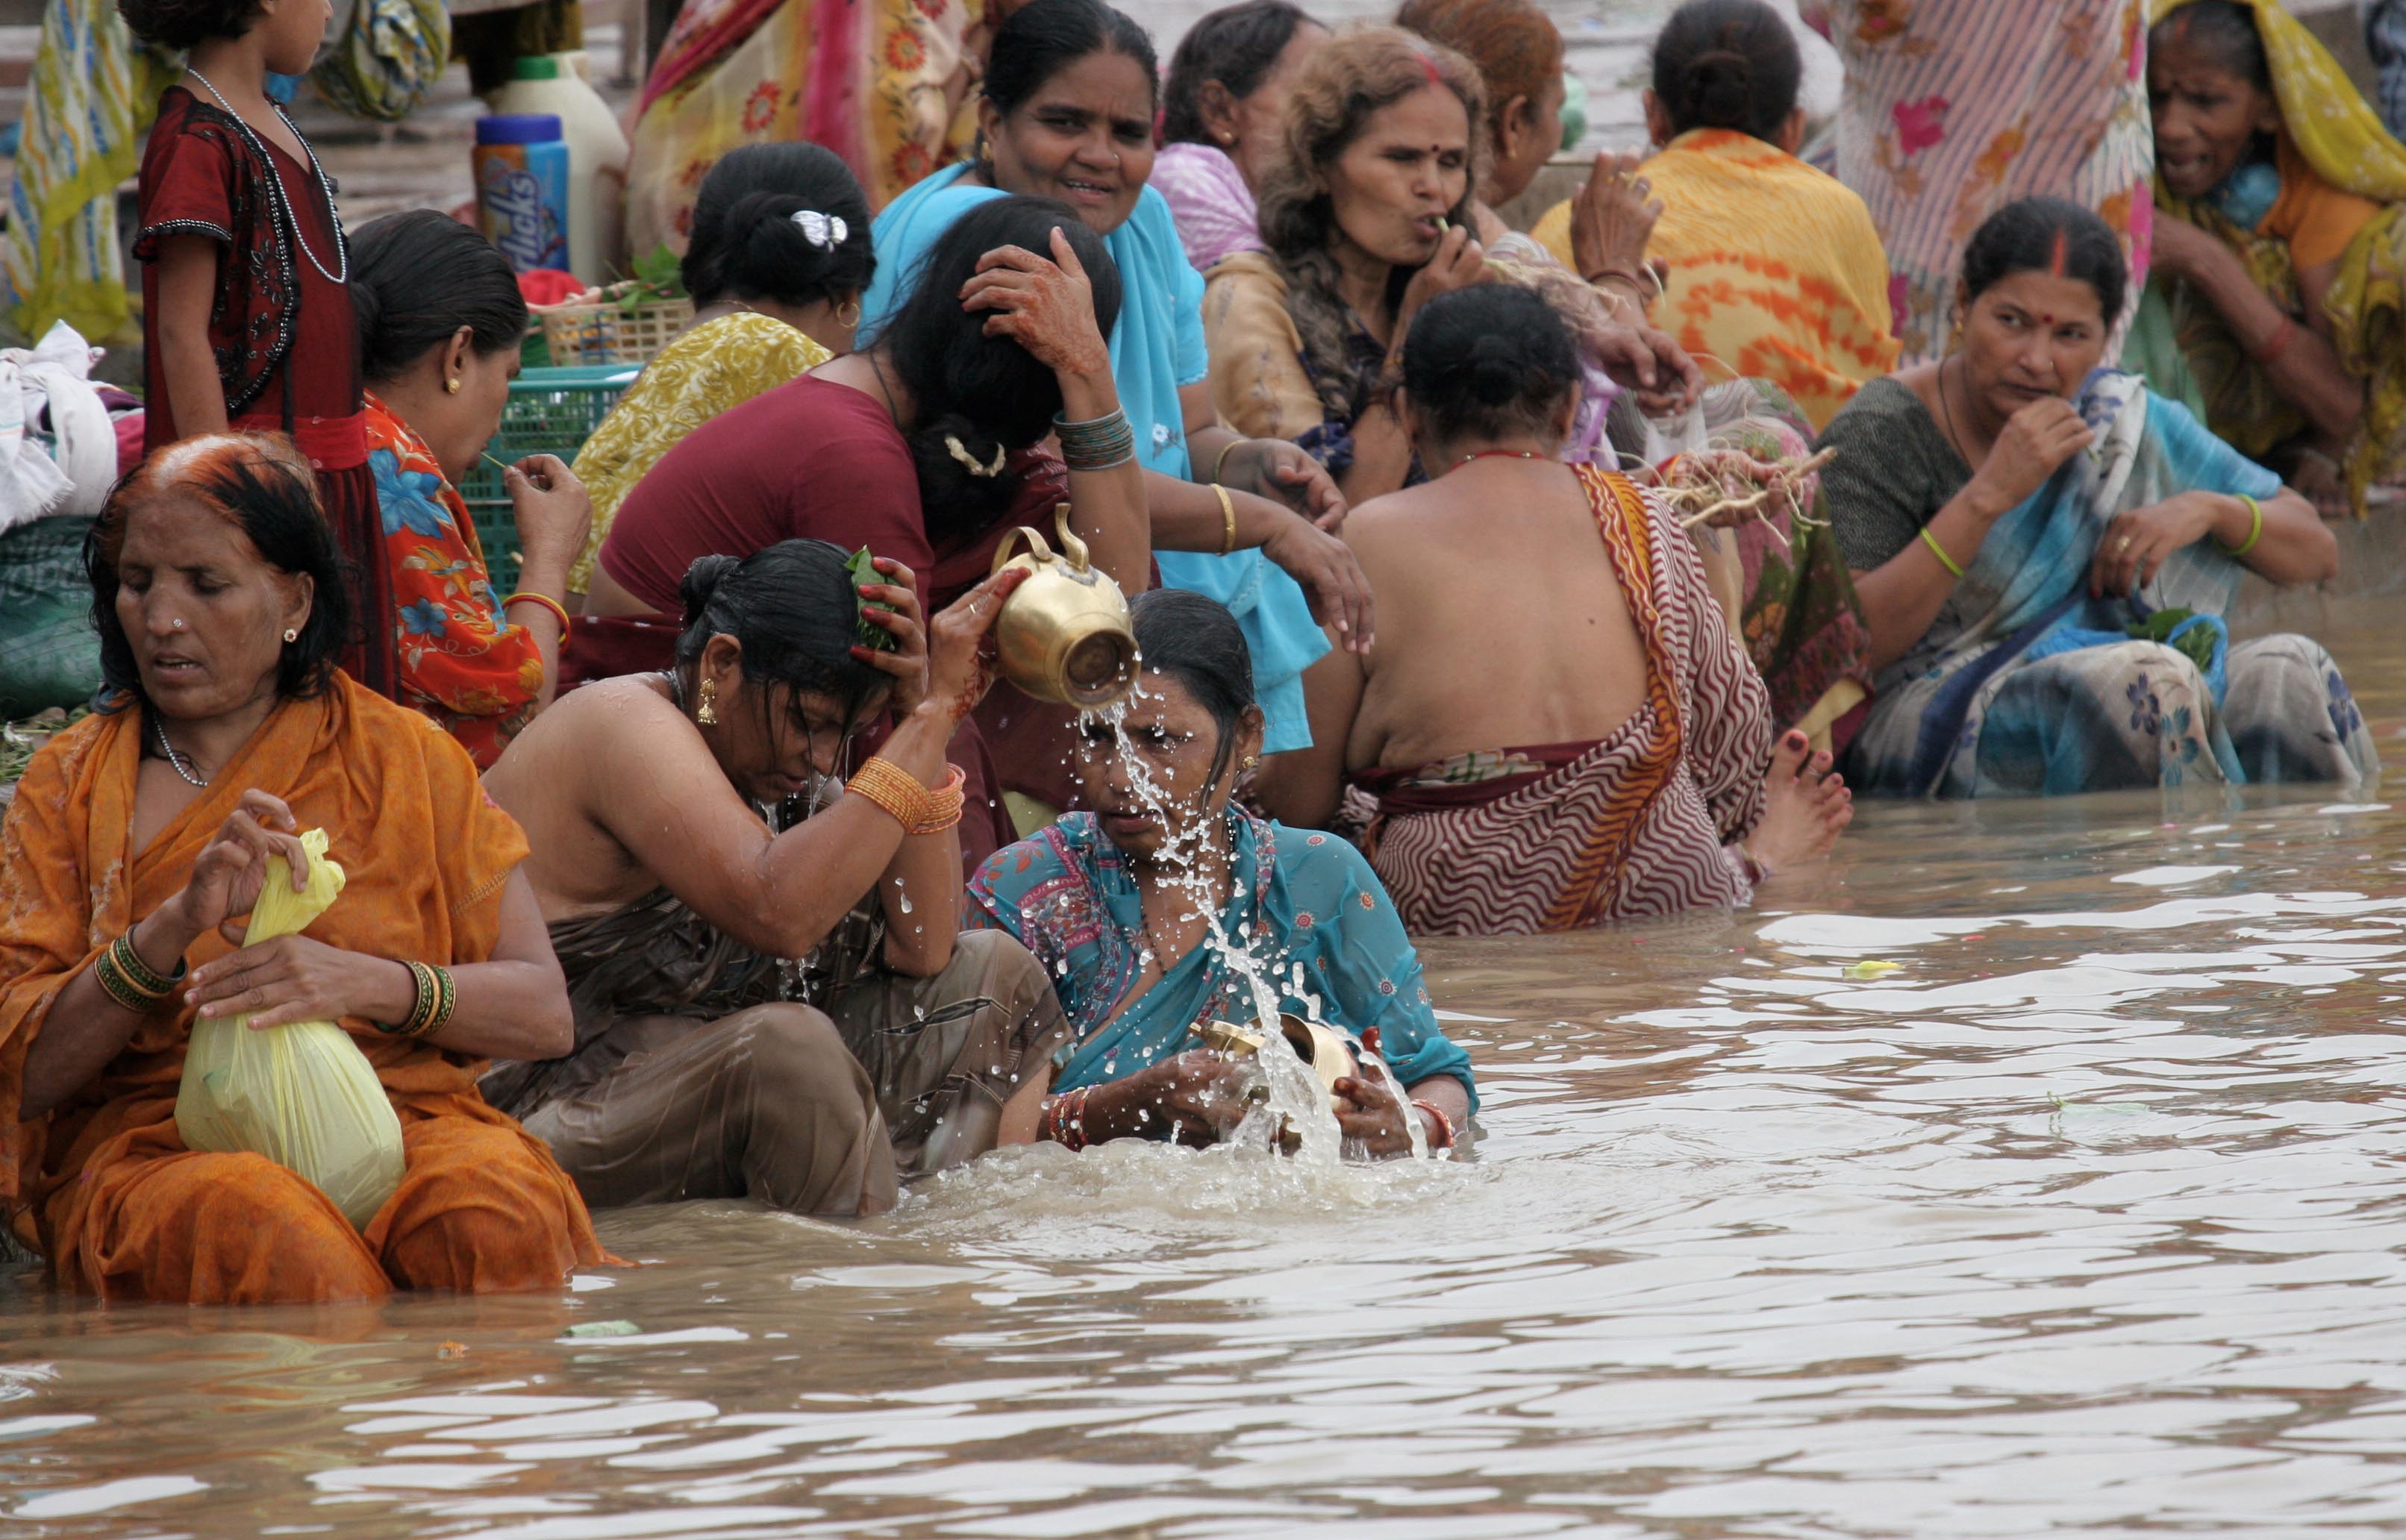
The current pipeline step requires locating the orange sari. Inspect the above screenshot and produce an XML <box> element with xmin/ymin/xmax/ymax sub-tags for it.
<box><xmin>0</xmin><ymin>674</ymin><xmax>603</xmax><ymax>1303</ymax></box>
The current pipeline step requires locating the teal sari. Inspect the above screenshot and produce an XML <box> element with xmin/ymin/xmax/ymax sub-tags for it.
<box><xmin>965</xmin><ymin>810</ymin><xmax>1475</xmax><ymax>1109</ymax></box>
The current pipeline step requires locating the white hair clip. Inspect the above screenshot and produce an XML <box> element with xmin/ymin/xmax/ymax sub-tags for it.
<box><xmin>791</xmin><ymin>210</ymin><xmax>849</xmax><ymax>250</ymax></box>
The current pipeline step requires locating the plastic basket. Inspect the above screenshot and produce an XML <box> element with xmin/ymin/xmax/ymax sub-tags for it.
<box><xmin>457</xmin><ymin>364</ymin><xmax>637</xmax><ymax>580</ymax></box>
<box><xmin>537</xmin><ymin>288</ymin><xmax>695</xmax><ymax>368</ymax></box>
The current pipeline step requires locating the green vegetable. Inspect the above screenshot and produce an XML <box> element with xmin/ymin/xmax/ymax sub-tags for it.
<box><xmin>613</xmin><ymin>245</ymin><xmax>688</xmax><ymax>314</ymax></box>
<box><xmin>2123</xmin><ymin>607</ymin><xmax>2219</xmax><ymax>675</ymax></box>
<box><xmin>848</xmin><ymin>547</ymin><xmax>898</xmax><ymax>652</ymax></box>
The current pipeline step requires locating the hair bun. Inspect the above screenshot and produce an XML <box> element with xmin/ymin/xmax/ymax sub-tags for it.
<box><xmin>1463</xmin><ymin>334</ymin><xmax>1524</xmax><ymax>406</ymax></box>
<box><xmin>1681</xmin><ymin>47</ymin><xmax>1754</xmax><ymax>129</ymax></box>
<box><xmin>679</xmin><ymin>553</ymin><xmax>741</xmax><ymax>627</ymax></box>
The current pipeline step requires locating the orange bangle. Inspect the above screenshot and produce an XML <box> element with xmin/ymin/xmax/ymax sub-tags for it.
<box><xmin>907</xmin><ymin>765</ymin><xmax>968</xmax><ymax>836</ymax></box>
<box><xmin>503</xmin><ymin>591</ymin><xmax>572</xmax><ymax>634</ymax></box>
<box><xmin>846</xmin><ymin>757</ymin><xmax>928</xmax><ymax>828</ymax></box>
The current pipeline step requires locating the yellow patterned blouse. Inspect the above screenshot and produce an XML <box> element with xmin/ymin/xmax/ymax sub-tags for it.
<box><xmin>565</xmin><ymin>311</ymin><xmax>831</xmax><ymax>596</ymax></box>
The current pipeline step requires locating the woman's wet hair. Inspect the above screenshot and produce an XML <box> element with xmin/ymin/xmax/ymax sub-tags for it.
<box><xmin>674</xmin><ymin>542</ymin><xmax>887</xmax><ymax>725</ymax></box>
<box><xmin>680</xmin><ymin>143</ymin><xmax>876</xmax><ymax>310</ymax></box>
<box><xmin>1257</xmin><ymin>27</ymin><xmax>1486</xmax><ymax>422</ymax></box>
<box><xmin>1403</xmin><ymin>286</ymin><xmax>1580</xmax><ymax>446</ymax></box>
<box><xmin>1161</xmin><ymin>0</ymin><xmax>1316</xmax><ymax>145</ymax></box>
<box><xmin>1130</xmin><ymin>588</ymin><xmax>1256</xmax><ymax>788</ymax></box>
<box><xmin>350</xmin><ymin>210</ymin><xmax>529</xmax><ymax>384</ymax></box>
<box><xmin>2151</xmin><ymin>0</ymin><xmax>2272</xmax><ymax>91</ymax></box>
<box><xmin>1650</xmin><ymin>0</ymin><xmax>1801</xmax><ymax>141</ymax></box>
<box><xmin>985</xmin><ymin>0</ymin><xmax>1160</xmax><ymax>116</ymax></box>
<box><xmin>1961</xmin><ymin>196</ymin><xmax>2129</xmax><ymax>327</ymax></box>
<box><xmin>116</xmin><ymin>0</ymin><xmax>263</xmax><ymax>50</ymax></box>
<box><xmin>87</xmin><ymin>433</ymin><xmax>357</xmax><ymax>710</ymax></box>
<box><xmin>1397</xmin><ymin>0</ymin><xmax>1565</xmax><ymax>145</ymax></box>
<box><xmin>877</xmin><ymin>195</ymin><xmax>1122</xmax><ymax>545</ymax></box>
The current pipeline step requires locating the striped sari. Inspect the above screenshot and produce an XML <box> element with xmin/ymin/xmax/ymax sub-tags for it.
<box><xmin>1349</xmin><ymin>469</ymin><xmax>1772</xmax><ymax>936</ymax></box>
<box><xmin>1827</xmin><ymin>0</ymin><xmax>2156</xmax><ymax>363</ymax></box>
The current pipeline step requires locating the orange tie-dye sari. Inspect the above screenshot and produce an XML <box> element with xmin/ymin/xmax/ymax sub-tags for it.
<box><xmin>0</xmin><ymin>674</ymin><xmax>603</xmax><ymax>1303</ymax></box>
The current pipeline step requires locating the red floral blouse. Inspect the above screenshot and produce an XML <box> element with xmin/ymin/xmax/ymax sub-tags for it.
<box><xmin>363</xmin><ymin>393</ymin><xmax>544</xmax><ymax>768</ymax></box>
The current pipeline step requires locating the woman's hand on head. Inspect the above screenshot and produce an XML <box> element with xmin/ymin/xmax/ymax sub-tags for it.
<box><xmin>1970</xmin><ymin>396</ymin><xmax>2094</xmax><ymax>516</ymax></box>
<box><xmin>1259</xmin><ymin>511</ymin><xmax>1375</xmax><ymax>653</ymax></box>
<box><xmin>852</xmin><ymin>556</ymin><xmax>934</xmax><ymax>718</ymax></box>
<box><xmin>184</xmin><ymin>933</ymin><xmax>409</xmax><ymax>1032</ymax></box>
<box><xmin>1220</xmin><ymin>439</ymin><xmax>1347</xmax><ymax>532</ymax></box>
<box><xmin>960</xmin><ymin>227</ymin><xmax>1111</xmax><ymax>378</ymax></box>
<box><xmin>2089</xmin><ymin>492</ymin><xmax>2222</xmax><ymax>598</ymax></box>
<box><xmin>157</xmin><ymin>790</ymin><xmax>311</xmax><ymax>948</ymax></box>
<box><xmin>1596</xmin><ymin>321</ymin><xmax>1704</xmax><ymax>416</ymax></box>
<box><xmin>1397</xmin><ymin>225</ymin><xmax>1490</xmax><ymax>333</ymax></box>
<box><xmin>920</xmin><ymin>563</ymin><xmax>1031</xmax><ymax>724</ymax></box>
<box><xmin>1569</xmin><ymin>148</ymin><xmax>1663</xmax><ymax>284</ymax></box>
<box><xmin>505</xmin><ymin>455</ymin><xmax>593</xmax><ymax>581</ymax></box>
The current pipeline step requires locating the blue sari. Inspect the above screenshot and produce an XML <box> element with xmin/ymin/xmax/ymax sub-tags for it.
<box><xmin>965</xmin><ymin>810</ymin><xmax>1477</xmax><ymax>1109</ymax></box>
<box><xmin>860</xmin><ymin>164</ymin><xmax>1329</xmax><ymax>753</ymax></box>
<box><xmin>1848</xmin><ymin>372</ymin><xmax>2375</xmax><ymax>797</ymax></box>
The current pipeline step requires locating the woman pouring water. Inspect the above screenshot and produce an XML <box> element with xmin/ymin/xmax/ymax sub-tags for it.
<box><xmin>967</xmin><ymin>590</ymin><xmax>1475</xmax><ymax>1156</ymax></box>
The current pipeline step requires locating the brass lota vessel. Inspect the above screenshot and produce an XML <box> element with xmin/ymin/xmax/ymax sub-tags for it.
<box><xmin>988</xmin><ymin>504</ymin><xmax>1137</xmax><ymax>709</ymax></box>
<box><xmin>1193</xmin><ymin>1014</ymin><xmax>1358</xmax><ymax>1109</ymax></box>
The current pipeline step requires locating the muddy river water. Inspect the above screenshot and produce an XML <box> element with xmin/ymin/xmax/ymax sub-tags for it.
<box><xmin>5</xmin><ymin>605</ymin><xmax>2406</xmax><ymax>1537</ymax></box>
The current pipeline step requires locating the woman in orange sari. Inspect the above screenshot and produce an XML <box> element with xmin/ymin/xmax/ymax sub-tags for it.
<box><xmin>0</xmin><ymin>434</ymin><xmax>603</xmax><ymax>1304</ymax></box>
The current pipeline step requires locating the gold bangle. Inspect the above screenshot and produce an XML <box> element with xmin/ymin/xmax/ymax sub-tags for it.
<box><xmin>110</xmin><ymin>930</ymin><xmax>183</xmax><ymax>998</ymax></box>
<box><xmin>1213</xmin><ymin>483</ymin><xmax>1237</xmax><ymax>557</ymax></box>
<box><xmin>93</xmin><ymin>950</ymin><xmax>157</xmax><ymax>1013</ymax></box>
<box><xmin>907</xmin><ymin>765</ymin><xmax>968</xmax><ymax>836</ymax></box>
<box><xmin>1210</xmin><ymin>436</ymin><xmax>1245</xmax><ymax>486</ymax></box>
<box><xmin>848</xmin><ymin>755</ymin><xmax>931</xmax><ymax>829</ymax></box>
<box><xmin>503</xmin><ymin>590</ymin><xmax>573</xmax><ymax>634</ymax></box>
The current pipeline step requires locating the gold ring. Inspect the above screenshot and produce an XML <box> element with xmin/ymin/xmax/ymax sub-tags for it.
<box><xmin>2116</xmin><ymin>535</ymin><xmax>2134</xmax><ymax>554</ymax></box>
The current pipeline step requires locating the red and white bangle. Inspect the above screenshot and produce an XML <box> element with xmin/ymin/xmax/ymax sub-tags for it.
<box><xmin>1046</xmin><ymin>1085</ymin><xmax>1096</xmax><ymax>1152</ymax></box>
<box><xmin>1411</xmin><ymin>1098</ymin><xmax>1455</xmax><ymax>1152</ymax></box>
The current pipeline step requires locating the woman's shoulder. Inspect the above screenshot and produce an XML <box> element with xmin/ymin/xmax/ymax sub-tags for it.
<box><xmin>1261</xmin><ymin>818</ymin><xmax>1378</xmax><ymax>892</ymax></box>
<box><xmin>1823</xmin><ymin>373</ymin><xmax>1934</xmax><ymax>435</ymax></box>
<box><xmin>972</xmin><ymin>814</ymin><xmax>1102</xmax><ymax>898</ymax></box>
<box><xmin>1</xmin><ymin>708</ymin><xmax>122</xmax><ymax>822</ymax></box>
<box><xmin>1204</xmin><ymin>249</ymin><xmax>1287</xmax><ymax>292</ymax></box>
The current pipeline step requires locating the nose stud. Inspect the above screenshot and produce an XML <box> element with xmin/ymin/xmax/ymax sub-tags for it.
<box><xmin>170</xmin><ymin>617</ymin><xmax>187</xmax><ymax>631</ymax></box>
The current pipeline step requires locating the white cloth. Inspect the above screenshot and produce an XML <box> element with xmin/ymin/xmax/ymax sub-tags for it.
<box><xmin>0</xmin><ymin>321</ymin><xmax>115</xmax><ymax>533</ymax></box>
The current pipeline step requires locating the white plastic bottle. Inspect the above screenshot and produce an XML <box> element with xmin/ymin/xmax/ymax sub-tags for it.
<box><xmin>488</xmin><ymin>53</ymin><xmax>630</xmax><ymax>284</ymax></box>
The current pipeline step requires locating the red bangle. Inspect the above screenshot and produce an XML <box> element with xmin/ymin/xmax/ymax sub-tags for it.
<box><xmin>1411</xmin><ymin>1098</ymin><xmax>1456</xmax><ymax>1151</ymax></box>
<box><xmin>2249</xmin><ymin>316</ymin><xmax>2299</xmax><ymax>364</ymax></box>
<box><xmin>1046</xmin><ymin>1085</ymin><xmax>1095</xmax><ymax>1151</ymax></box>
<box><xmin>503</xmin><ymin>590</ymin><xmax>572</xmax><ymax>634</ymax></box>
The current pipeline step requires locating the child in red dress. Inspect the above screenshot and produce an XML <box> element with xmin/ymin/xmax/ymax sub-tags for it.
<box><xmin>122</xmin><ymin>0</ymin><xmax>397</xmax><ymax>697</ymax></box>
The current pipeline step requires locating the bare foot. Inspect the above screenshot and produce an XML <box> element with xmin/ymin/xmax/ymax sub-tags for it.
<box><xmin>1746</xmin><ymin>729</ymin><xmax>1853</xmax><ymax>875</ymax></box>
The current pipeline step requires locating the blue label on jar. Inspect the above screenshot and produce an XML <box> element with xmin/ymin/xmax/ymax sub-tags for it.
<box><xmin>475</xmin><ymin>143</ymin><xmax>569</xmax><ymax>273</ymax></box>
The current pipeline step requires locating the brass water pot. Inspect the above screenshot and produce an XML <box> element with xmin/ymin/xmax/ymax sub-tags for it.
<box><xmin>1193</xmin><ymin>1014</ymin><xmax>1358</xmax><ymax>1108</ymax></box>
<box><xmin>989</xmin><ymin>504</ymin><xmax>1137</xmax><ymax>709</ymax></box>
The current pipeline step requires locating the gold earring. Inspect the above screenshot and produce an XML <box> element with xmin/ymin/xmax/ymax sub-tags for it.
<box><xmin>696</xmin><ymin>676</ymin><xmax>719</xmax><ymax>727</ymax></box>
<box><xmin>444</xmin><ymin>378</ymin><xmax>461</xmax><ymax>395</ymax></box>
<box><xmin>283</xmin><ymin>627</ymin><xmax>299</xmax><ymax>643</ymax></box>
<box><xmin>1240</xmin><ymin>754</ymin><xmax>1260</xmax><ymax>770</ymax></box>
<box><xmin>837</xmin><ymin>298</ymin><xmax>862</xmax><ymax>328</ymax></box>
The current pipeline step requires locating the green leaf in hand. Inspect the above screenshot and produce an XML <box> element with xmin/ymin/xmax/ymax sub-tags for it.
<box><xmin>848</xmin><ymin>546</ymin><xmax>898</xmax><ymax>652</ymax></box>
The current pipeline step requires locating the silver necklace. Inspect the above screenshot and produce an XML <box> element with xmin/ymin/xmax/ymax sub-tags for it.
<box><xmin>184</xmin><ymin>67</ymin><xmax>350</xmax><ymax>286</ymax></box>
<box><xmin>151</xmin><ymin>716</ymin><xmax>210</xmax><ymax>788</ymax></box>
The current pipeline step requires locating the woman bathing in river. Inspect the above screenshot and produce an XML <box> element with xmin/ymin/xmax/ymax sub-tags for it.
<box><xmin>1252</xmin><ymin>286</ymin><xmax>1851</xmax><ymax>936</ymax></box>
<box><xmin>1819</xmin><ymin>197</ymin><xmax>2368</xmax><ymax>798</ymax></box>
<box><xmin>480</xmin><ymin>542</ymin><xmax>1066</xmax><ymax>1218</ymax></box>
<box><xmin>969</xmin><ymin>590</ymin><xmax>1475</xmax><ymax>1156</ymax></box>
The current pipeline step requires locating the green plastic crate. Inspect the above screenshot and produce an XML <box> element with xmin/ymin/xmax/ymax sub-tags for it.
<box><xmin>457</xmin><ymin>364</ymin><xmax>638</xmax><ymax>578</ymax></box>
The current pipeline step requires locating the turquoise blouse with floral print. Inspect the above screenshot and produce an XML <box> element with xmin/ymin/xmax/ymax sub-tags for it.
<box><xmin>966</xmin><ymin>809</ymin><xmax>1476</xmax><ymax>1109</ymax></box>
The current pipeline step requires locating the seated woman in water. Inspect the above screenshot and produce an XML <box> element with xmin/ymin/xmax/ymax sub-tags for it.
<box><xmin>969</xmin><ymin>590</ymin><xmax>1474</xmax><ymax>1156</ymax></box>
<box><xmin>2144</xmin><ymin>0</ymin><xmax>2406</xmax><ymax>516</ymax></box>
<box><xmin>1528</xmin><ymin>0</ymin><xmax>1898</xmax><ymax>433</ymax></box>
<box><xmin>860</xmin><ymin>0</ymin><xmax>1368</xmax><ymax>762</ymax></box>
<box><xmin>351</xmin><ymin>210</ymin><xmax>596</xmax><ymax>768</ymax></box>
<box><xmin>566</xmin><ymin>143</ymin><xmax>875</xmax><ymax>604</ymax></box>
<box><xmin>481</xmin><ymin>542</ymin><xmax>1067</xmax><ymax>1218</ymax></box>
<box><xmin>1205</xmin><ymin>26</ymin><xmax>1698</xmax><ymax>506</ymax></box>
<box><xmin>1152</xmin><ymin>0</ymin><xmax>1328</xmax><ymax>270</ymax></box>
<box><xmin>1820</xmin><ymin>197</ymin><xmax>2370</xmax><ymax>798</ymax></box>
<box><xmin>1252</xmin><ymin>287</ymin><xmax>1852</xmax><ymax>936</ymax></box>
<box><xmin>0</xmin><ymin>435</ymin><xmax>602</xmax><ymax>1303</ymax></box>
<box><xmin>581</xmin><ymin>196</ymin><xmax>1148</xmax><ymax>868</ymax></box>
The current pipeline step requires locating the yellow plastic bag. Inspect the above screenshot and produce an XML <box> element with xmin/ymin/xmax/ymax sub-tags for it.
<box><xmin>172</xmin><ymin>828</ymin><xmax>407</xmax><ymax>1230</ymax></box>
